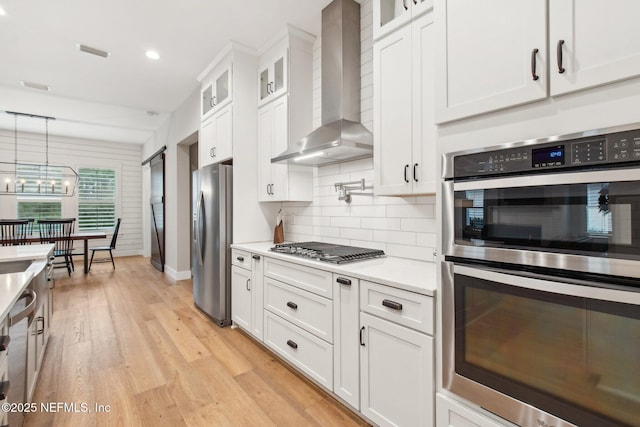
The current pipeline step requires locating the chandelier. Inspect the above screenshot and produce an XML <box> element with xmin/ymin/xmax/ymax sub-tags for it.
<box><xmin>1</xmin><ymin>111</ymin><xmax>79</xmax><ymax>197</ymax></box>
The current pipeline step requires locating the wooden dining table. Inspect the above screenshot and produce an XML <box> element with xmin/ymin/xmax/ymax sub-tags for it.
<box><xmin>23</xmin><ymin>231</ymin><xmax>108</xmax><ymax>274</ymax></box>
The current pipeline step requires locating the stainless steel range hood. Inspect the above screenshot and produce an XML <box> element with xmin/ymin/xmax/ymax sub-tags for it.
<box><xmin>271</xmin><ymin>0</ymin><xmax>372</xmax><ymax>167</ymax></box>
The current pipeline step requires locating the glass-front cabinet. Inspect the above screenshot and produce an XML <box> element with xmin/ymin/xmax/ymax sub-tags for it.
<box><xmin>258</xmin><ymin>51</ymin><xmax>288</xmax><ymax>107</ymax></box>
<box><xmin>201</xmin><ymin>65</ymin><xmax>232</xmax><ymax>119</ymax></box>
<box><xmin>373</xmin><ymin>0</ymin><xmax>433</xmax><ymax>40</ymax></box>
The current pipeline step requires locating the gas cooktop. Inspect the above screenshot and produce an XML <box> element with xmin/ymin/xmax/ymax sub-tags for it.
<box><xmin>270</xmin><ymin>241</ymin><xmax>385</xmax><ymax>264</ymax></box>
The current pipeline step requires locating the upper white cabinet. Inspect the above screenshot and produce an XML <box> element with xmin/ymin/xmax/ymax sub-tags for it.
<box><xmin>201</xmin><ymin>64</ymin><xmax>232</xmax><ymax>120</ymax></box>
<box><xmin>434</xmin><ymin>0</ymin><xmax>547</xmax><ymax>124</ymax></box>
<box><xmin>258</xmin><ymin>50</ymin><xmax>288</xmax><ymax>106</ymax></box>
<box><xmin>549</xmin><ymin>0</ymin><xmax>640</xmax><ymax>96</ymax></box>
<box><xmin>373</xmin><ymin>0</ymin><xmax>433</xmax><ymax>40</ymax></box>
<box><xmin>257</xmin><ymin>26</ymin><xmax>314</xmax><ymax>202</ymax></box>
<box><xmin>374</xmin><ymin>8</ymin><xmax>437</xmax><ymax>195</ymax></box>
<box><xmin>199</xmin><ymin>103</ymin><xmax>233</xmax><ymax>167</ymax></box>
<box><xmin>435</xmin><ymin>0</ymin><xmax>640</xmax><ymax>123</ymax></box>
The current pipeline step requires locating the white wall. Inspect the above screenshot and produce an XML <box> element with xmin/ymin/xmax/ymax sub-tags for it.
<box><xmin>281</xmin><ymin>0</ymin><xmax>437</xmax><ymax>263</ymax></box>
<box><xmin>0</xmin><ymin>129</ymin><xmax>143</xmax><ymax>256</ymax></box>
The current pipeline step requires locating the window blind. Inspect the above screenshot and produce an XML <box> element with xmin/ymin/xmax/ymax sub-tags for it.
<box><xmin>78</xmin><ymin>167</ymin><xmax>116</xmax><ymax>230</ymax></box>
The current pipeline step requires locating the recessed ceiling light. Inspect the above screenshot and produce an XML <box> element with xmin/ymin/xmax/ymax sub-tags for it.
<box><xmin>77</xmin><ymin>43</ymin><xmax>110</xmax><ymax>58</ymax></box>
<box><xmin>145</xmin><ymin>50</ymin><xmax>160</xmax><ymax>60</ymax></box>
<box><xmin>20</xmin><ymin>80</ymin><xmax>51</xmax><ymax>91</ymax></box>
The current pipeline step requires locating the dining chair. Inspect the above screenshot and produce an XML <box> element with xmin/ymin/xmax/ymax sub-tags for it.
<box><xmin>38</xmin><ymin>218</ymin><xmax>75</xmax><ymax>275</ymax></box>
<box><xmin>0</xmin><ymin>219</ymin><xmax>30</xmax><ymax>246</ymax></box>
<box><xmin>89</xmin><ymin>218</ymin><xmax>121</xmax><ymax>271</ymax></box>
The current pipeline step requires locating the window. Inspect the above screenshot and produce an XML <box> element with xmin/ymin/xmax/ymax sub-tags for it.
<box><xmin>17</xmin><ymin>201</ymin><xmax>62</xmax><ymax>222</ymax></box>
<box><xmin>77</xmin><ymin>167</ymin><xmax>116</xmax><ymax>230</ymax></box>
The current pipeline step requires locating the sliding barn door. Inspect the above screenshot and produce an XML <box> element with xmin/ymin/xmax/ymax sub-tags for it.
<box><xmin>150</xmin><ymin>153</ymin><xmax>165</xmax><ymax>272</ymax></box>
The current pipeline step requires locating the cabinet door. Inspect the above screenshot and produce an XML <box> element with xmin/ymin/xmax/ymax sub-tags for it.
<box><xmin>360</xmin><ymin>312</ymin><xmax>434</xmax><ymax>427</ymax></box>
<box><xmin>231</xmin><ymin>266</ymin><xmax>252</xmax><ymax>331</ymax></box>
<box><xmin>435</xmin><ymin>0</ymin><xmax>547</xmax><ymax>123</ymax></box>
<box><xmin>373</xmin><ymin>0</ymin><xmax>413</xmax><ymax>40</ymax></box>
<box><xmin>270</xmin><ymin>96</ymin><xmax>289</xmax><ymax>200</ymax></box>
<box><xmin>250</xmin><ymin>255</ymin><xmax>264</xmax><ymax>341</ymax></box>
<box><xmin>258</xmin><ymin>51</ymin><xmax>289</xmax><ymax>107</ymax></box>
<box><xmin>199</xmin><ymin>115</ymin><xmax>216</xmax><ymax>168</ymax></box>
<box><xmin>201</xmin><ymin>83</ymin><xmax>214</xmax><ymax>118</ymax></box>
<box><xmin>333</xmin><ymin>275</ymin><xmax>360</xmax><ymax>410</ymax></box>
<box><xmin>213</xmin><ymin>104</ymin><xmax>233</xmax><ymax>163</ymax></box>
<box><xmin>258</xmin><ymin>103</ymin><xmax>274</xmax><ymax>201</ymax></box>
<box><xmin>411</xmin><ymin>11</ymin><xmax>437</xmax><ymax>194</ymax></box>
<box><xmin>374</xmin><ymin>25</ymin><xmax>414</xmax><ymax>195</ymax></box>
<box><xmin>550</xmin><ymin>0</ymin><xmax>640</xmax><ymax>96</ymax></box>
<box><xmin>213</xmin><ymin>67</ymin><xmax>232</xmax><ymax>110</ymax></box>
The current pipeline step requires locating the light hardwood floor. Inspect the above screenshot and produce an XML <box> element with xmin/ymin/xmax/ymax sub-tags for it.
<box><xmin>25</xmin><ymin>256</ymin><xmax>369</xmax><ymax>427</ymax></box>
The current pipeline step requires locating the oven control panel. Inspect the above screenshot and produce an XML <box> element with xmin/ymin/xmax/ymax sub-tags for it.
<box><xmin>453</xmin><ymin>128</ymin><xmax>640</xmax><ymax>178</ymax></box>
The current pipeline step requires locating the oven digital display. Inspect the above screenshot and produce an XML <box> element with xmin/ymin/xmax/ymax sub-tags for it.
<box><xmin>532</xmin><ymin>145</ymin><xmax>565</xmax><ymax>167</ymax></box>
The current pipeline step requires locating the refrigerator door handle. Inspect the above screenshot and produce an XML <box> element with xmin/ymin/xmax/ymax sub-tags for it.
<box><xmin>196</xmin><ymin>191</ymin><xmax>206</xmax><ymax>264</ymax></box>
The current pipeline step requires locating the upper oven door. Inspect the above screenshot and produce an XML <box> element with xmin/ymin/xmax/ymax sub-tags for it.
<box><xmin>443</xmin><ymin>167</ymin><xmax>640</xmax><ymax>278</ymax></box>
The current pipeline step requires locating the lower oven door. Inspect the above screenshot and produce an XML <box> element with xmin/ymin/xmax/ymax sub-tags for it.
<box><xmin>442</xmin><ymin>261</ymin><xmax>640</xmax><ymax>427</ymax></box>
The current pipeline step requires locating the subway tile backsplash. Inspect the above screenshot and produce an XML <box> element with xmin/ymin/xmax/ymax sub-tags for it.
<box><xmin>281</xmin><ymin>0</ymin><xmax>437</xmax><ymax>263</ymax></box>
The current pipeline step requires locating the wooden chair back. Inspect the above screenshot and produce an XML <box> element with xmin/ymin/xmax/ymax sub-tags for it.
<box><xmin>0</xmin><ymin>219</ymin><xmax>30</xmax><ymax>246</ymax></box>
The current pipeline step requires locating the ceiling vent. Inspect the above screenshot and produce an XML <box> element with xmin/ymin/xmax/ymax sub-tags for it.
<box><xmin>77</xmin><ymin>43</ymin><xmax>110</xmax><ymax>58</ymax></box>
<box><xmin>20</xmin><ymin>80</ymin><xmax>51</xmax><ymax>91</ymax></box>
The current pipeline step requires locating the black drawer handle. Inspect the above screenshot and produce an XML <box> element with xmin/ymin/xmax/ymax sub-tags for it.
<box><xmin>360</xmin><ymin>326</ymin><xmax>365</xmax><ymax>346</ymax></box>
<box><xmin>236</xmin><ymin>256</ymin><xmax>244</xmax><ymax>261</ymax></box>
<box><xmin>252</xmin><ymin>255</ymin><xmax>261</xmax><ymax>260</ymax></box>
<box><xmin>286</xmin><ymin>301</ymin><xmax>298</xmax><ymax>310</ymax></box>
<box><xmin>531</xmin><ymin>48</ymin><xmax>539</xmax><ymax>81</ymax></box>
<box><xmin>557</xmin><ymin>39</ymin><xmax>566</xmax><ymax>73</ymax></box>
<box><xmin>0</xmin><ymin>380</ymin><xmax>9</xmax><ymax>400</ymax></box>
<box><xmin>0</xmin><ymin>335</ymin><xmax>10</xmax><ymax>352</ymax></box>
<box><xmin>287</xmin><ymin>340</ymin><xmax>298</xmax><ymax>350</ymax></box>
<box><xmin>336</xmin><ymin>277</ymin><xmax>351</xmax><ymax>286</ymax></box>
<box><xmin>382</xmin><ymin>299</ymin><xmax>403</xmax><ymax>311</ymax></box>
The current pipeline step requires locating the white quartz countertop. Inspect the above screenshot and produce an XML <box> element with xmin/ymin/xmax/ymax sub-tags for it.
<box><xmin>0</xmin><ymin>271</ymin><xmax>34</xmax><ymax>321</ymax></box>
<box><xmin>0</xmin><ymin>244</ymin><xmax>55</xmax><ymax>262</ymax></box>
<box><xmin>231</xmin><ymin>242</ymin><xmax>437</xmax><ymax>297</ymax></box>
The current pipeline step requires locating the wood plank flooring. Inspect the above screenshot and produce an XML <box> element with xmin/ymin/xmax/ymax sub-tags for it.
<box><xmin>25</xmin><ymin>256</ymin><xmax>369</xmax><ymax>427</ymax></box>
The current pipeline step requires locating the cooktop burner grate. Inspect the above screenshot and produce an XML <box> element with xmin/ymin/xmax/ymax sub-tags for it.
<box><xmin>270</xmin><ymin>241</ymin><xmax>385</xmax><ymax>264</ymax></box>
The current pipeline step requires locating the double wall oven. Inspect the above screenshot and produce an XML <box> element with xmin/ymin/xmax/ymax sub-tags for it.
<box><xmin>442</xmin><ymin>124</ymin><xmax>640</xmax><ymax>427</ymax></box>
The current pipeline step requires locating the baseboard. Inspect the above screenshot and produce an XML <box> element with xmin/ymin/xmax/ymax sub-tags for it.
<box><xmin>165</xmin><ymin>265</ymin><xmax>192</xmax><ymax>281</ymax></box>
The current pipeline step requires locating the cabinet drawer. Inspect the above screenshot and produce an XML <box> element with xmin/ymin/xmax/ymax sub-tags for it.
<box><xmin>264</xmin><ymin>311</ymin><xmax>333</xmax><ymax>390</ymax></box>
<box><xmin>264</xmin><ymin>278</ymin><xmax>333</xmax><ymax>343</ymax></box>
<box><xmin>360</xmin><ymin>281</ymin><xmax>433</xmax><ymax>335</ymax></box>
<box><xmin>231</xmin><ymin>249</ymin><xmax>252</xmax><ymax>270</ymax></box>
<box><xmin>264</xmin><ymin>258</ymin><xmax>333</xmax><ymax>298</ymax></box>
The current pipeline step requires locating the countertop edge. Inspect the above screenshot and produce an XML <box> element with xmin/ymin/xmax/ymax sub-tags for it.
<box><xmin>231</xmin><ymin>242</ymin><xmax>437</xmax><ymax>297</ymax></box>
<box><xmin>0</xmin><ymin>271</ymin><xmax>34</xmax><ymax>321</ymax></box>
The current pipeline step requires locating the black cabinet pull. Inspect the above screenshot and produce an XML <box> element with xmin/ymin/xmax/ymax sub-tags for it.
<box><xmin>404</xmin><ymin>164</ymin><xmax>409</xmax><ymax>183</ymax></box>
<box><xmin>336</xmin><ymin>277</ymin><xmax>351</xmax><ymax>286</ymax></box>
<box><xmin>0</xmin><ymin>335</ymin><xmax>10</xmax><ymax>352</ymax></box>
<box><xmin>360</xmin><ymin>326</ymin><xmax>365</xmax><ymax>346</ymax></box>
<box><xmin>252</xmin><ymin>254</ymin><xmax>261</xmax><ymax>260</ymax></box>
<box><xmin>402</xmin><ymin>0</ymin><xmax>408</xmax><ymax>10</ymax></box>
<box><xmin>236</xmin><ymin>256</ymin><xmax>244</xmax><ymax>261</ymax></box>
<box><xmin>37</xmin><ymin>316</ymin><xmax>45</xmax><ymax>335</ymax></box>
<box><xmin>286</xmin><ymin>301</ymin><xmax>298</xmax><ymax>310</ymax></box>
<box><xmin>287</xmin><ymin>339</ymin><xmax>298</xmax><ymax>349</ymax></box>
<box><xmin>531</xmin><ymin>48</ymin><xmax>539</xmax><ymax>81</ymax></box>
<box><xmin>557</xmin><ymin>39</ymin><xmax>566</xmax><ymax>73</ymax></box>
<box><xmin>0</xmin><ymin>380</ymin><xmax>9</xmax><ymax>400</ymax></box>
<box><xmin>413</xmin><ymin>163</ymin><xmax>419</xmax><ymax>182</ymax></box>
<box><xmin>382</xmin><ymin>299</ymin><xmax>403</xmax><ymax>311</ymax></box>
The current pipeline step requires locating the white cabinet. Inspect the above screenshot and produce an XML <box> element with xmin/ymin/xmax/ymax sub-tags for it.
<box><xmin>549</xmin><ymin>0</ymin><xmax>640</xmax><ymax>97</ymax></box>
<box><xmin>231</xmin><ymin>250</ymin><xmax>264</xmax><ymax>340</ymax></box>
<box><xmin>199</xmin><ymin>104</ymin><xmax>233</xmax><ymax>167</ymax></box>
<box><xmin>360</xmin><ymin>281</ymin><xmax>434</xmax><ymax>427</ymax></box>
<box><xmin>201</xmin><ymin>65</ymin><xmax>232</xmax><ymax>120</ymax></box>
<box><xmin>258</xmin><ymin>50</ymin><xmax>287</xmax><ymax>106</ymax></box>
<box><xmin>435</xmin><ymin>1</ymin><xmax>640</xmax><ymax>123</ymax></box>
<box><xmin>374</xmin><ymin>8</ymin><xmax>437</xmax><ymax>195</ymax></box>
<box><xmin>373</xmin><ymin>0</ymin><xmax>433</xmax><ymax>40</ymax></box>
<box><xmin>436</xmin><ymin>393</ymin><xmax>511</xmax><ymax>427</ymax></box>
<box><xmin>257</xmin><ymin>26</ymin><xmax>314</xmax><ymax>202</ymax></box>
<box><xmin>333</xmin><ymin>274</ymin><xmax>360</xmax><ymax>410</ymax></box>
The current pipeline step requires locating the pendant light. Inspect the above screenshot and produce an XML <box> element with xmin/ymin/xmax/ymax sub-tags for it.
<box><xmin>0</xmin><ymin>111</ymin><xmax>79</xmax><ymax>196</ymax></box>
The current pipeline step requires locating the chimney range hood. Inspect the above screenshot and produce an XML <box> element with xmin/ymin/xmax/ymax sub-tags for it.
<box><xmin>271</xmin><ymin>0</ymin><xmax>372</xmax><ymax>167</ymax></box>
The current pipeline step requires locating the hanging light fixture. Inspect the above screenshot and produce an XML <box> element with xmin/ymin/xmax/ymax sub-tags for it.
<box><xmin>0</xmin><ymin>111</ymin><xmax>79</xmax><ymax>196</ymax></box>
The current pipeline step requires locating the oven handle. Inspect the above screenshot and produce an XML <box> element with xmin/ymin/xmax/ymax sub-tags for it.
<box><xmin>453</xmin><ymin>167</ymin><xmax>640</xmax><ymax>191</ymax></box>
<box><xmin>9</xmin><ymin>289</ymin><xmax>37</xmax><ymax>327</ymax></box>
<box><xmin>454</xmin><ymin>264</ymin><xmax>640</xmax><ymax>305</ymax></box>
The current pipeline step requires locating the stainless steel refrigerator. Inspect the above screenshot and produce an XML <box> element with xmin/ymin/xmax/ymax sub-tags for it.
<box><xmin>192</xmin><ymin>163</ymin><xmax>232</xmax><ymax>326</ymax></box>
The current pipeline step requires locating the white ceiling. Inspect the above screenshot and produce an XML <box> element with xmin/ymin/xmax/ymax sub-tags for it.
<box><xmin>0</xmin><ymin>0</ymin><xmax>334</xmax><ymax>144</ymax></box>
